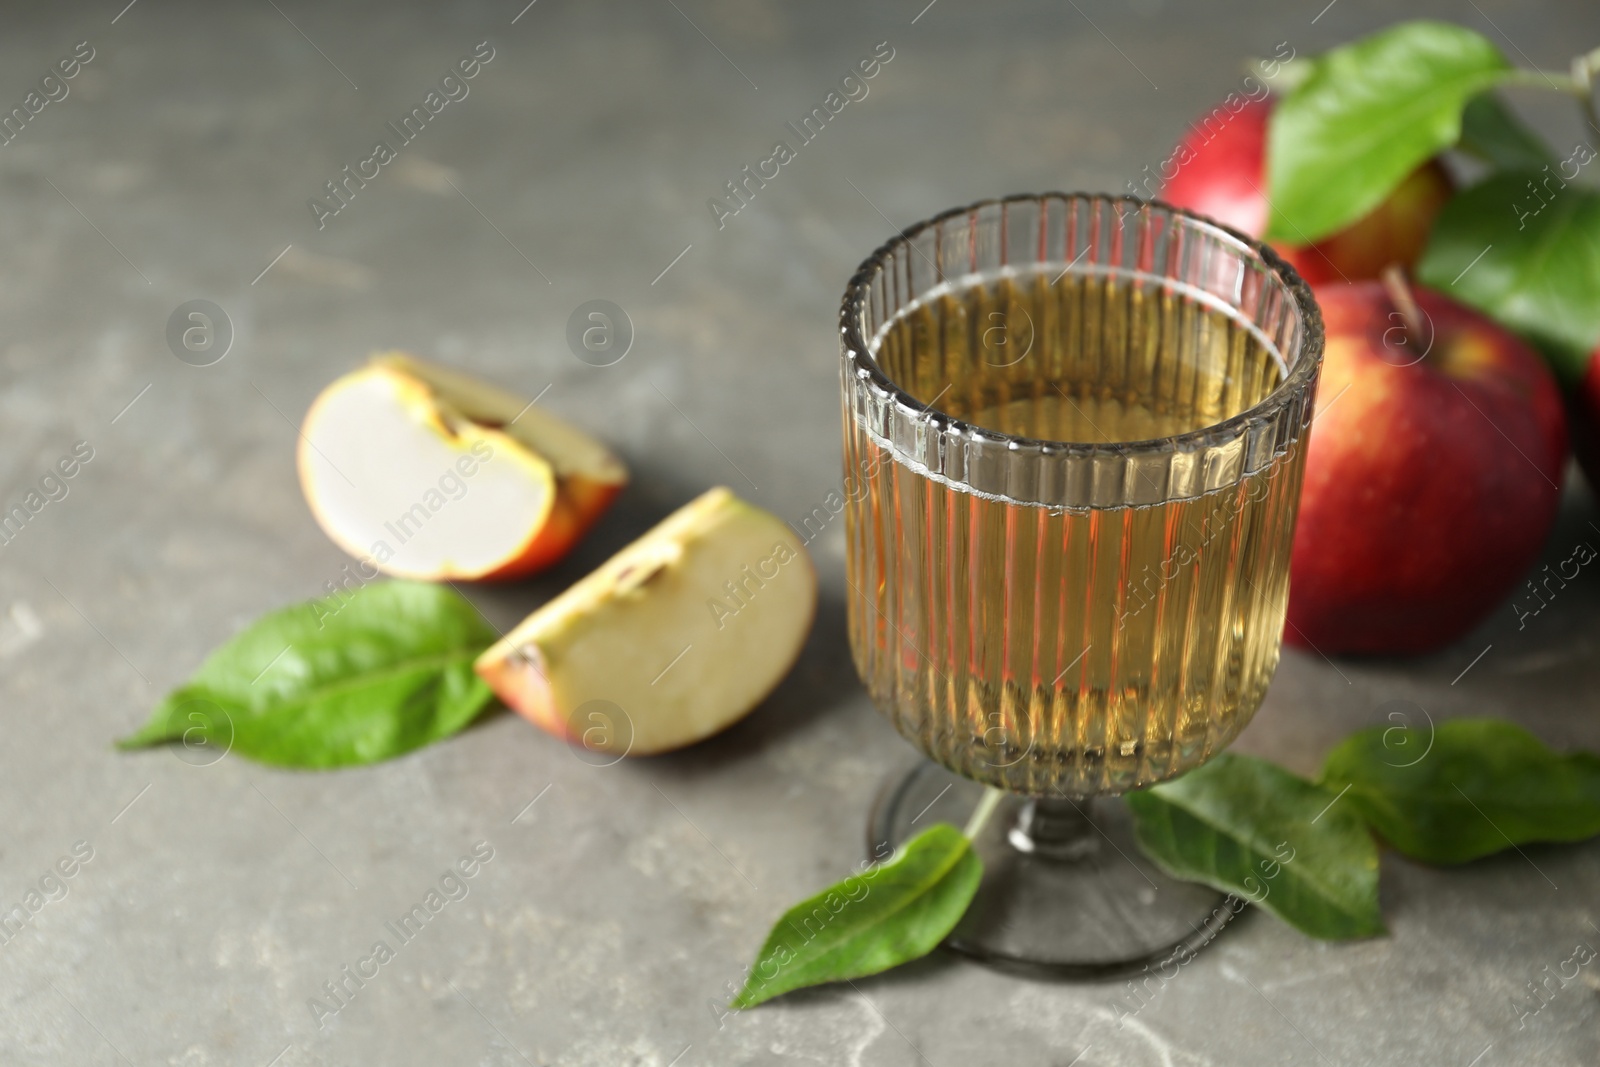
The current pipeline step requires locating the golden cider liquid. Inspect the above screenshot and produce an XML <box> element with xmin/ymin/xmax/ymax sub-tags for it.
<box><xmin>843</xmin><ymin>271</ymin><xmax>1307</xmax><ymax>796</ymax></box>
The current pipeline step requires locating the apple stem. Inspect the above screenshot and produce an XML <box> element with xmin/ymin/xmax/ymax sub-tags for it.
<box><xmin>1380</xmin><ymin>265</ymin><xmax>1428</xmax><ymax>360</ymax></box>
<box><xmin>1574</xmin><ymin>50</ymin><xmax>1600</xmax><ymax>143</ymax></box>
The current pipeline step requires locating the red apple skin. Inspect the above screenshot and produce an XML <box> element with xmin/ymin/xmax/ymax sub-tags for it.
<box><xmin>1571</xmin><ymin>346</ymin><xmax>1600</xmax><ymax>491</ymax></box>
<box><xmin>475</xmin><ymin>644</ymin><xmax>566</xmax><ymax>739</ymax></box>
<box><xmin>1160</xmin><ymin>98</ymin><xmax>1453</xmax><ymax>286</ymax></box>
<box><xmin>1285</xmin><ymin>283</ymin><xmax>1568</xmax><ymax>655</ymax></box>
<box><xmin>479</xmin><ymin>479</ymin><xmax>623</xmax><ymax>580</ymax></box>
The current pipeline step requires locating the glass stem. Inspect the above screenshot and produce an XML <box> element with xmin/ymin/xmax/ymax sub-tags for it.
<box><xmin>1008</xmin><ymin>795</ymin><xmax>1099</xmax><ymax>860</ymax></box>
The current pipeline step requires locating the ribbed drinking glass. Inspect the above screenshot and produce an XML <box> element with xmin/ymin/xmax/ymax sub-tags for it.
<box><xmin>840</xmin><ymin>193</ymin><xmax>1322</xmax><ymax>973</ymax></box>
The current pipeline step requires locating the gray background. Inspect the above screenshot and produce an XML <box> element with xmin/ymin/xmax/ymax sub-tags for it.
<box><xmin>2</xmin><ymin>0</ymin><xmax>1598</xmax><ymax>1064</ymax></box>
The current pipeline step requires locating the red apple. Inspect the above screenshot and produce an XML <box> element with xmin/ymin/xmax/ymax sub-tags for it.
<box><xmin>1285</xmin><ymin>273</ymin><xmax>1567</xmax><ymax>655</ymax></box>
<box><xmin>1159</xmin><ymin>97</ymin><xmax>1453</xmax><ymax>286</ymax></box>
<box><xmin>1570</xmin><ymin>345</ymin><xmax>1600</xmax><ymax>490</ymax></box>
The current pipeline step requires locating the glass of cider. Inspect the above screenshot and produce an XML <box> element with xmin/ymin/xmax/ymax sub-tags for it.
<box><xmin>841</xmin><ymin>194</ymin><xmax>1323</xmax><ymax>975</ymax></box>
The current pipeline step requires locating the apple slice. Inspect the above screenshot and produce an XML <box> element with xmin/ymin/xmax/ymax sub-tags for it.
<box><xmin>373</xmin><ymin>352</ymin><xmax>626</xmax><ymax>534</ymax></box>
<box><xmin>476</xmin><ymin>488</ymin><xmax>816</xmax><ymax>756</ymax></box>
<box><xmin>298</xmin><ymin>358</ymin><xmax>624</xmax><ymax>580</ymax></box>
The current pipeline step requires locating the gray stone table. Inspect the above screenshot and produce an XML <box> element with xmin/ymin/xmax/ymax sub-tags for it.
<box><xmin>1</xmin><ymin>0</ymin><xmax>1597</xmax><ymax>1064</ymax></box>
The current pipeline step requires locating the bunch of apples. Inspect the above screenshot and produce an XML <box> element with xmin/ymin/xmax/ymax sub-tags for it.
<box><xmin>1162</xmin><ymin>90</ymin><xmax>1576</xmax><ymax>656</ymax></box>
<box><xmin>298</xmin><ymin>354</ymin><xmax>816</xmax><ymax>756</ymax></box>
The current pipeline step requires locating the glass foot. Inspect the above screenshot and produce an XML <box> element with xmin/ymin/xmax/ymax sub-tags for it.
<box><xmin>868</xmin><ymin>761</ymin><xmax>1238</xmax><ymax>979</ymax></box>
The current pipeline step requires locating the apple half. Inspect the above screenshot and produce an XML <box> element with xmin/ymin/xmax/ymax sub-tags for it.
<box><xmin>476</xmin><ymin>487</ymin><xmax>817</xmax><ymax>756</ymax></box>
<box><xmin>298</xmin><ymin>355</ymin><xmax>626</xmax><ymax>581</ymax></box>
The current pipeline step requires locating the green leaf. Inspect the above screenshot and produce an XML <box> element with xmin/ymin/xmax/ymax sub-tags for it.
<box><xmin>1417</xmin><ymin>170</ymin><xmax>1600</xmax><ymax>384</ymax></box>
<box><xmin>1127</xmin><ymin>753</ymin><xmax>1384</xmax><ymax>940</ymax></box>
<box><xmin>1458</xmin><ymin>92</ymin><xmax>1557</xmax><ymax>171</ymax></box>
<box><xmin>1320</xmin><ymin>719</ymin><xmax>1600</xmax><ymax>865</ymax></box>
<box><xmin>731</xmin><ymin>823</ymin><xmax>981</xmax><ymax>1008</ymax></box>
<box><xmin>118</xmin><ymin>580</ymin><xmax>499</xmax><ymax>768</ymax></box>
<box><xmin>1266</xmin><ymin>20</ymin><xmax>1510</xmax><ymax>243</ymax></box>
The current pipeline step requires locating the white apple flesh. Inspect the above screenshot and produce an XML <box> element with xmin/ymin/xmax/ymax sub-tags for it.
<box><xmin>298</xmin><ymin>356</ymin><xmax>626</xmax><ymax>581</ymax></box>
<box><xmin>476</xmin><ymin>487</ymin><xmax>817</xmax><ymax>756</ymax></box>
<box><xmin>373</xmin><ymin>352</ymin><xmax>626</xmax><ymax>517</ymax></box>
